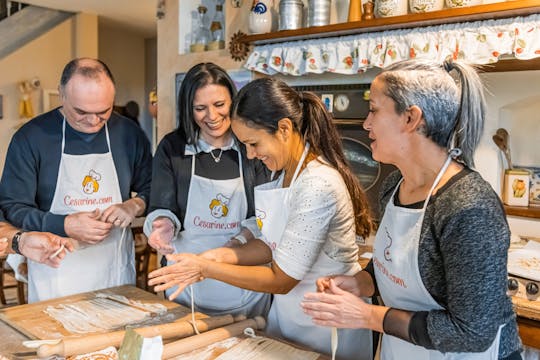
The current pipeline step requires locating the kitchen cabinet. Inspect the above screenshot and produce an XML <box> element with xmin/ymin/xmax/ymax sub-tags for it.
<box><xmin>238</xmin><ymin>0</ymin><xmax>540</xmax><ymax>72</ymax></box>
<box><xmin>518</xmin><ymin>317</ymin><xmax>540</xmax><ymax>349</ymax></box>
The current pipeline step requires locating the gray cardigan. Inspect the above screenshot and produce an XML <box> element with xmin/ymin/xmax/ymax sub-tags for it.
<box><xmin>368</xmin><ymin>168</ymin><xmax>521</xmax><ymax>357</ymax></box>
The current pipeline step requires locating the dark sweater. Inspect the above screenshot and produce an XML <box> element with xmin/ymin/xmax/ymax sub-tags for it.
<box><xmin>0</xmin><ymin>108</ymin><xmax>152</xmax><ymax>235</ymax></box>
<box><xmin>366</xmin><ymin>168</ymin><xmax>521</xmax><ymax>357</ymax></box>
<box><xmin>148</xmin><ymin>130</ymin><xmax>270</xmax><ymax>227</ymax></box>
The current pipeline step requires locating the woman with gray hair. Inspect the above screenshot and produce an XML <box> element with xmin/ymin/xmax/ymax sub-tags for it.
<box><xmin>302</xmin><ymin>58</ymin><xmax>522</xmax><ymax>360</ymax></box>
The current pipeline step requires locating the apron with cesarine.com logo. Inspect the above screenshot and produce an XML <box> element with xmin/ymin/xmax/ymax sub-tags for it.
<box><xmin>27</xmin><ymin>117</ymin><xmax>135</xmax><ymax>303</ymax></box>
<box><xmin>256</xmin><ymin>143</ymin><xmax>372</xmax><ymax>360</ymax></box>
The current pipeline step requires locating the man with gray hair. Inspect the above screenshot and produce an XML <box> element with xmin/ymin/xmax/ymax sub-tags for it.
<box><xmin>0</xmin><ymin>58</ymin><xmax>152</xmax><ymax>302</ymax></box>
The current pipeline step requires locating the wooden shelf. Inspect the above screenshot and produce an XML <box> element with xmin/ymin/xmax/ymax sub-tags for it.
<box><xmin>242</xmin><ymin>0</ymin><xmax>540</xmax><ymax>45</ymax></box>
<box><xmin>505</xmin><ymin>205</ymin><xmax>540</xmax><ymax>219</ymax></box>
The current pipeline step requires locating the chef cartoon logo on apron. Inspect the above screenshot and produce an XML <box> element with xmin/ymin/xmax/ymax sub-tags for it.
<box><xmin>255</xmin><ymin>209</ymin><xmax>276</xmax><ymax>250</ymax></box>
<box><xmin>82</xmin><ymin>169</ymin><xmax>102</xmax><ymax>194</ymax></box>
<box><xmin>209</xmin><ymin>193</ymin><xmax>230</xmax><ymax>218</ymax></box>
<box><xmin>383</xmin><ymin>226</ymin><xmax>393</xmax><ymax>262</ymax></box>
<box><xmin>255</xmin><ymin>209</ymin><xmax>266</xmax><ymax>230</ymax></box>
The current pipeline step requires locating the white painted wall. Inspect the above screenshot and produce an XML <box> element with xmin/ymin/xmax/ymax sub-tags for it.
<box><xmin>0</xmin><ymin>19</ymin><xmax>76</xmax><ymax>178</ymax></box>
<box><xmin>479</xmin><ymin>71</ymin><xmax>540</xmax><ymax>238</ymax></box>
<box><xmin>99</xmin><ymin>23</ymin><xmax>146</xmax><ymax>117</ymax></box>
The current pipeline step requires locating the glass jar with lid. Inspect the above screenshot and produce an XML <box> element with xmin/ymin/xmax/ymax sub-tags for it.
<box><xmin>191</xmin><ymin>5</ymin><xmax>212</xmax><ymax>52</ymax></box>
<box><xmin>208</xmin><ymin>0</ymin><xmax>225</xmax><ymax>50</ymax></box>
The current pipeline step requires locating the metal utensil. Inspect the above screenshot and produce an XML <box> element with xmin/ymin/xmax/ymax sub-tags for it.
<box><xmin>492</xmin><ymin>130</ymin><xmax>513</xmax><ymax>170</ymax></box>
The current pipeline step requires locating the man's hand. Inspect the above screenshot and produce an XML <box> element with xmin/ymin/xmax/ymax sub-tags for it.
<box><xmin>147</xmin><ymin>217</ymin><xmax>175</xmax><ymax>254</ymax></box>
<box><xmin>65</xmin><ymin>209</ymin><xmax>113</xmax><ymax>244</ymax></box>
<box><xmin>100</xmin><ymin>198</ymin><xmax>145</xmax><ymax>228</ymax></box>
<box><xmin>19</xmin><ymin>231</ymin><xmax>74</xmax><ymax>268</ymax></box>
<box><xmin>0</xmin><ymin>238</ymin><xmax>8</xmax><ymax>256</ymax></box>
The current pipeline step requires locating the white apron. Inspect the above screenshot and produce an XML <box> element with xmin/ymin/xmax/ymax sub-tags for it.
<box><xmin>27</xmin><ymin>119</ymin><xmax>135</xmax><ymax>303</ymax></box>
<box><xmin>257</xmin><ymin>143</ymin><xmax>373</xmax><ymax>360</ymax></box>
<box><xmin>374</xmin><ymin>152</ymin><xmax>503</xmax><ymax>360</ymax></box>
<box><xmin>168</xmin><ymin>151</ymin><xmax>270</xmax><ymax>317</ymax></box>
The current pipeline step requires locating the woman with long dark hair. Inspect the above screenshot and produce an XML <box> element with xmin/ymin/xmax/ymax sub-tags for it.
<box><xmin>144</xmin><ymin>63</ymin><xmax>271</xmax><ymax>318</ymax></box>
<box><xmin>149</xmin><ymin>78</ymin><xmax>374</xmax><ymax>360</ymax></box>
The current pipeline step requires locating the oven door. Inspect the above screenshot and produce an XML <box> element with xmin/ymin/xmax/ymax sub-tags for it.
<box><xmin>335</xmin><ymin>119</ymin><xmax>396</xmax><ymax>223</ymax></box>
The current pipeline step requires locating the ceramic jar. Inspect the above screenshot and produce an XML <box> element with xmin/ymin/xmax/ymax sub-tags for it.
<box><xmin>409</xmin><ymin>0</ymin><xmax>444</xmax><ymax>13</ymax></box>
<box><xmin>375</xmin><ymin>0</ymin><xmax>408</xmax><ymax>18</ymax></box>
<box><xmin>445</xmin><ymin>0</ymin><xmax>482</xmax><ymax>8</ymax></box>
<box><xmin>249</xmin><ymin>0</ymin><xmax>273</xmax><ymax>34</ymax></box>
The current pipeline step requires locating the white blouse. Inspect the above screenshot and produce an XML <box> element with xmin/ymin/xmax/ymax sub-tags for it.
<box><xmin>274</xmin><ymin>159</ymin><xmax>360</xmax><ymax>280</ymax></box>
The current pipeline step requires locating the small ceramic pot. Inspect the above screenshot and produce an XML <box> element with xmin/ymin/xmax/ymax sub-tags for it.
<box><xmin>409</xmin><ymin>0</ymin><xmax>444</xmax><ymax>13</ymax></box>
<box><xmin>249</xmin><ymin>0</ymin><xmax>273</xmax><ymax>34</ymax></box>
<box><xmin>445</xmin><ymin>0</ymin><xmax>482</xmax><ymax>8</ymax></box>
<box><xmin>375</xmin><ymin>0</ymin><xmax>408</xmax><ymax>18</ymax></box>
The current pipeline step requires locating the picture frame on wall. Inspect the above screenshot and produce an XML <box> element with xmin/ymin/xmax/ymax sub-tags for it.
<box><xmin>42</xmin><ymin>89</ymin><xmax>60</xmax><ymax>112</ymax></box>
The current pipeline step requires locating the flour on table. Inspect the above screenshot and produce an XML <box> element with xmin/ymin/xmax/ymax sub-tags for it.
<box><xmin>173</xmin><ymin>337</ymin><xmax>242</xmax><ymax>360</ymax></box>
<box><xmin>44</xmin><ymin>293</ymin><xmax>167</xmax><ymax>334</ymax></box>
<box><xmin>214</xmin><ymin>337</ymin><xmax>320</xmax><ymax>360</ymax></box>
<box><xmin>66</xmin><ymin>346</ymin><xmax>118</xmax><ymax>360</ymax></box>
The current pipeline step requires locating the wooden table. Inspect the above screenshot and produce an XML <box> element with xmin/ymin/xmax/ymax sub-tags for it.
<box><xmin>0</xmin><ymin>318</ymin><xmax>27</xmax><ymax>355</ymax></box>
<box><xmin>0</xmin><ymin>285</ymin><xmax>195</xmax><ymax>358</ymax></box>
<box><xmin>0</xmin><ymin>285</ymin><xmax>330</xmax><ymax>359</ymax></box>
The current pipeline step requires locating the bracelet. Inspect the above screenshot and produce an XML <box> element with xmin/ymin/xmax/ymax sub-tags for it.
<box><xmin>233</xmin><ymin>234</ymin><xmax>248</xmax><ymax>245</ymax></box>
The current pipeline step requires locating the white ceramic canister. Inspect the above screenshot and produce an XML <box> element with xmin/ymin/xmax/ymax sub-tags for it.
<box><xmin>409</xmin><ymin>0</ymin><xmax>444</xmax><ymax>13</ymax></box>
<box><xmin>308</xmin><ymin>0</ymin><xmax>331</xmax><ymax>27</ymax></box>
<box><xmin>375</xmin><ymin>0</ymin><xmax>408</xmax><ymax>18</ymax></box>
<box><xmin>445</xmin><ymin>0</ymin><xmax>482</xmax><ymax>8</ymax></box>
<box><xmin>249</xmin><ymin>0</ymin><xmax>274</xmax><ymax>34</ymax></box>
<box><xmin>279</xmin><ymin>0</ymin><xmax>304</xmax><ymax>30</ymax></box>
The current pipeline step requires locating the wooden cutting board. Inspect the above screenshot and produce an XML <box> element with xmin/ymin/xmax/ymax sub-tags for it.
<box><xmin>0</xmin><ymin>285</ymin><xmax>204</xmax><ymax>340</ymax></box>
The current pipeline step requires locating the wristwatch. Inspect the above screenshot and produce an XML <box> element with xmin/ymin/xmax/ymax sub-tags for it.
<box><xmin>11</xmin><ymin>231</ymin><xmax>25</xmax><ymax>255</ymax></box>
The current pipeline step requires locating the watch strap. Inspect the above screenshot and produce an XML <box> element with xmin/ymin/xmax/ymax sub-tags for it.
<box><xmin>11</xmin><ymin>231</ymin><xmax>25</xmax><ymax>255</ymax></box>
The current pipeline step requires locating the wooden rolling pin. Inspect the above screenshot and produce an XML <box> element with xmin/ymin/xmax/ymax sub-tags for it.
<box><xmin>162</xmin><ymin>316</ymin><xmax>266</xmax><ymax>359</ymax></box>
<box><xmin>36</xmin><ymin>314</ymin><xmax>240</xmax><ymax>358</ymax></box>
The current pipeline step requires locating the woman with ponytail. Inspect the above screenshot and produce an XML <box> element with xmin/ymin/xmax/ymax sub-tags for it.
<box><xmin>302</xmin><ymin>58</ymin><xmax>522</xmax><ymax>360</ymax></box>
<box><xmin>149</xmin><ymin>77</ymin><xmax>374</xmax><ymax>360</ymax></box>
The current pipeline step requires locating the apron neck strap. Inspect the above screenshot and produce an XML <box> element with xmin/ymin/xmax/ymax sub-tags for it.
<box><xmin>289</xmin><ymin>142</ymin><xmax>311</xmax><ymax>186</ymax></box>
<box><xmin>61</xmin><ymin>116</ymin><xmax>112</xmax><ymax>153</ymax></box>
<box><xmin>421</xmin><ymin>148</ymin><xmax>461</xmax><ymax>211</ymax></box>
